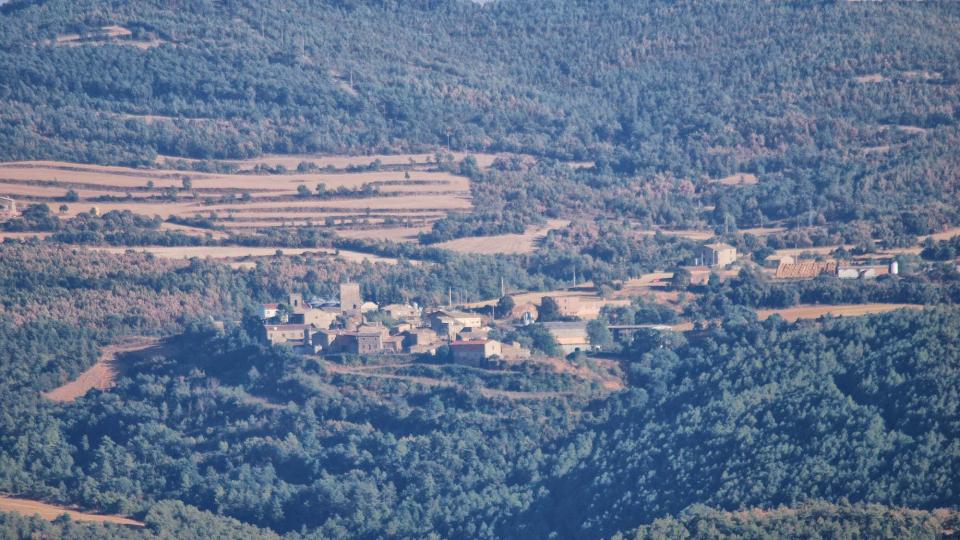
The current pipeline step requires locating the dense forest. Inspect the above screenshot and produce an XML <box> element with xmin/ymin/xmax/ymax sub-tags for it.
<box><xmin>2</xmin><ymin>0</ymin><xmax>960</xmax><ymax>538</ymax></box>
<box><xmin>0</xmin><ymin>0</ymin><xmax>959</xmax><ymax>242</ymax></box>
<box><xmin>1</xmin><ymin>244</ymin><xmax>958</xmax><ymax>538</ymax></box>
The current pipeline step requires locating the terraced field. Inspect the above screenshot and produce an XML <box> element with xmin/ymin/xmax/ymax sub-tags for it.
<box><xmin>0</xmin><ymin>157</ymin><xmax>473</xmax><ymax>242</ymax></box>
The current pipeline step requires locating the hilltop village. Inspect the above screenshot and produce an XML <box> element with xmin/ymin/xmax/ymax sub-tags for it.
<box><xmin>262</xmin><ymin>282</ymin><xmax>537</xmax><ymax>367</ymax></box>
<box><xmin>260</xmin><ymin>240</ymin><xmax>924</xmax><ymax>369</ymax></box>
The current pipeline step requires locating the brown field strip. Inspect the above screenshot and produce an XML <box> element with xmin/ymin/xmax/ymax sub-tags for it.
<box><xmin>220</xmin><ymin>220</ymin><xmax>436</xmax><ymax>232</ymax></box>
<box><xmin>0</xmin><ymin>159</ymin><xmax>473</xmax><ymax>235</ymax></box>
<box><xmin>158</xmin><ymin>151</ymin><xmax>521</xmax><ymax>171</ymax></box>
<box><xmin>636</xmin><ymin>228</ymin><xmax>714</xmax><ymax>241</ymax></box>
<box><xmin>0</xmin><ymin>495</ymin><xmax>144</xmax><ymax>527</ymax></box>
<box><xmin>0</xmin><ymin>231</ymin><xmax>52</xmax><ymax>241</ymax></box>
<box><xmin>920</xmin><ymin>227</ymin><xmax>960</xmax><ymax>242</ymax></box>
<box><xmin>435</xmin><ymin>219</ymin><xmax>569</xmax><ymax>254</ymax></box>
<box><xmin>756</xmin><ymin>303</ymin><xmax>923</xmax><ymax>322</ymax></box>
<box><xmin>44</xmin><ymin>337</ymin><xmax>161</xmax><ymax>402</ymax></box>
<box><xmin>0</xmin><ymin>162</ymin><xmax>468</xmax><ymax>195</ymax></box>
<box><xmin>193</xmin><ymin>170</ymin><xmax>468</xmax><ymax>193</ymax></box>
<box><xmin>337</xmin><ymin>225</ymin><xmax>432</xmax><ymax>242</ymax></box>
<box><xmin>159</xmin><ymin>222</ymin><xmax>228</xmax><ymax>239</ymax></box>
<box><xmin>42</xmin><ymin>194</ymin><xmax>468</xmax><ymax>222</ymax></box>
<box><xmin>88</xmin><ymin>245</ymin><xmax>402</xmax><ymax>265</ymax></box>
<box><xmin>716</xmin><ymin>172</ymin><xmax>758</xmax><ymax>186</ymax></box>
<box><xmin>0</xmin><ymin>182</ymin><xmax>153</xmax><ymax>199</ymax></box>
<box><xmin>739</xmin><ymin>227</ymin><xmax>787</xmax><ymax>236</ymax></box>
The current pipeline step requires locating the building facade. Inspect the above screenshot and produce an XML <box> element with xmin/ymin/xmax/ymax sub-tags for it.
<box><xmin>701</xmin><ymin>243</ymin><xmax>737</xmax><ymax>267</ymax></box>
<box><xmin>450</xmin><ymin>340</ymin><xmax>502</xmax><ymax>367</ymax></box>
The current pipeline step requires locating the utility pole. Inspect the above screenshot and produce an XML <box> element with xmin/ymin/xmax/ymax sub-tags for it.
<box><xmin>500</xmin><ymin>276</ymin><xmax>505</xmax><ymax>298</ymax></box>
<box><xmin>448</xmin><ymin>287</ymin><xmax>452</xmax><ymax>307</ymax></box>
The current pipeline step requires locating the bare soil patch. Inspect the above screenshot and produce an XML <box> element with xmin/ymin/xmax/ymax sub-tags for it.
<box><xmin>716</xmin><ymin>172</ymin><xmax>758</xmax><ymax>186</ymax></box>
<box><xmin>853</xmin><ymin>73</ymin><xmax>886</xmax><ymax>83</ymax></box>
<box><xmin>920</xmin><ymin>227</ymin><xmax>960</xmax><ymax>243</ymax></box>
<box><xmin>435</xmin><ymin>219</ymin><xmax>568</xmax><ymax>254</ymax></box>
<box><xmin>44</xmin><ymin>337</ymin><xmax>161</xmax><ymax>402</ymax></box>
<box><xmin>0</xmin><ymin>495</ymin><xmax>143</xmax><ymax>526</ymax></box>
<box><xmin>0</xmin><ymin>231</ymin><xmax>52</xmax><ymax>241</ymax></box>
<box><xmin>337</xmin><ymin>225</ymin><xmax>432</xmax><ymax>242</ymax></box>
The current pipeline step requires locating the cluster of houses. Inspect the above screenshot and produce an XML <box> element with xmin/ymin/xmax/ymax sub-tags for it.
<box><xmin>262</xmin><ymin>283</ymin><xmax>534</xmax><ymax>367</ymax></box>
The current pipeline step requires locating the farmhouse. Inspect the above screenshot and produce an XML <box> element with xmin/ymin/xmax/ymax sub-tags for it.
<box><xmin>309</xmin><ymin>329</ymin><xmax>338</xmax><ymax>352</ymax></box>
<box><xmin>457</xmin><ymin>326</ymin><xmax>490</xmax><ymax>341</ymax></box>
<box><xmin>701</xmin><ymin>243</ymin><xmax>737</xmax><ymax>268</ymax></box>
<box><xmin>381</xmin><ymin>303</ymin><xmax>420</xmax><ymax>320</ymax></box>
<box><xmin>450</xmin><ymin>339</ymin><xmax>502</xmax><ymax>367</ymax></box>
<box><xmin>499</xmin><ymin>341</ymin><xmax>532</xmax><ymax>362</ymax></box>
<box><xmin>427</xmin><ymin>310</ymin><xmax>484</xmax><ymax>340</ymax></box>
<box><xmin>542</xmin><ymin>321</ymin><xmax>593</xmax><ymax>355</ymax></box>
<box><xmin>542</xmin><ymin>295</ymin><xmax>631</xmax><ymax>320</ymax></box>
<box><xmin>339</xmin><ymin>332</ymin><xmax>383</xmax><ymax>355</ymax></box>
<box><xmin>293</xmin><ymin>308</ymin><xmax>338</xmax><ymax>329</ymax></box>
<box><xmin>261</xmin><ymin>303</ymin><xmax>280</xmax><ymax>320</ymax></box>
<box><xmin>405</xmin><ymin>328</ymin><xmax>440</xmax><ymax>352</ymax></box>
<box><xmin>381</xmin><ymin>335</ymin><xmax>405</xmax><ymax>353</ymax></box>
<box><xmin>264</xmin><ymin>324</ymin><xmax>313</xmax><ymax>345</ymax></box>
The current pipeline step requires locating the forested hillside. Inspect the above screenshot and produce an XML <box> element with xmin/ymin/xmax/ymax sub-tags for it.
<box><xmin>2</xmin><ymin>0</ymin><xmax>960</xmax><ymax>248</ymax></box>
<box><xmin>1</xmin><ymin>256</ymin><xmax>958</xmax><ymax>539</ymax></box>
<box><xmin>2</xmin><ymin>1</ymin><xmax>960</xmax><ymax>538</ymax></box>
